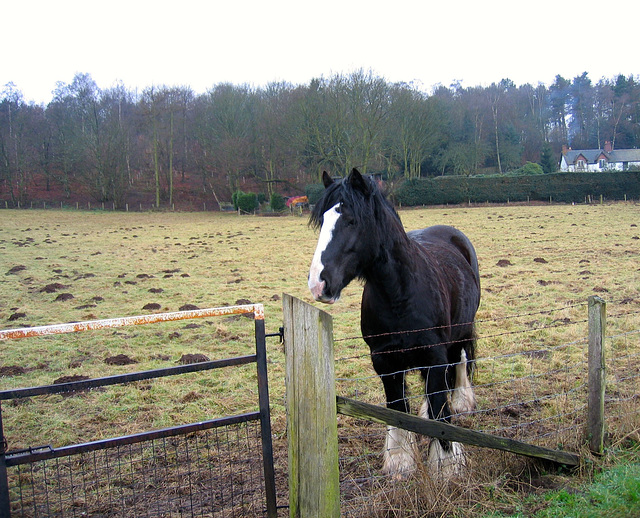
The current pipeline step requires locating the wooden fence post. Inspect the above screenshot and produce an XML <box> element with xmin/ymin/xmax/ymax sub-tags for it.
<box><xmin>283</xmin><ymin>294</ymin><xmax>340</xmax><ymax>518</ymax></box>
<box><xmin>587</xmin><ymin>296</ymin><xmax>606</xmax><ymax>454</ymax></box>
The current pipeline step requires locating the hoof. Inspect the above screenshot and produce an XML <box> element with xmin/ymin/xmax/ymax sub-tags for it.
<box><xmin>450</xmin><ymin>385</ymin><xmax>476</xmax><ymax>414</ymax></box>
<box><xmin>426</xmin><ymin>440</ymin><xmax>466</xmax><ymax>478</ymax></box>
<box><xmin>383</xmin><ymin>426</ymin><xmax>417</xmax><ymax>478</ymax></box>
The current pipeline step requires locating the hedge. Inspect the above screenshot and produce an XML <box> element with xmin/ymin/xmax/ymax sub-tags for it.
<box><xmin>394</xmin><ymin>172</ymin><xmax>640</xmax><ymax>206</ymax></box>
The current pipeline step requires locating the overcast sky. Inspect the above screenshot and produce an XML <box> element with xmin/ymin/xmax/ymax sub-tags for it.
<box><xmin>4</xmin><ymin>0</ymin><xmax>638</xmax><ymax>104</ymax></box>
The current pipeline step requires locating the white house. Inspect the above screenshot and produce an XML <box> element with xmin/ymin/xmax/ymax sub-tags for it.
<box><xmin>560</xmin><ymin>141</ymin><xmax>640</xmax><ymax>172</ymax></box>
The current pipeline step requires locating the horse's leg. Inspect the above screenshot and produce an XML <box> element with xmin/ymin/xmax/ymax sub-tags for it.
<box><xmin>450</xmin><ymin>347</ymin><xmax>476</xmax><ymax>414</ymax></box>
<box><xmin>422</xmin><ymin>364</ymin><xmax>466</xmax><ymax>477</ymax></box>
<box><xmin>377</xmin><ymin>370</ymin><xmax>417</xmax><ymax>478</ymax></box>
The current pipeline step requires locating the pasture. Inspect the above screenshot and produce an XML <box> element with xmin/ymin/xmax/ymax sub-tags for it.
<box><xmin>1</xmin><ymin>202</ymin><xmax>639</xmax><ymax>515</ymax></box>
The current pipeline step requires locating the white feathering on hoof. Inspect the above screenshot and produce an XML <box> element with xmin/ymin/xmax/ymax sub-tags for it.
<box><xmin>450</xmin><ymin>349</ymin><xmax>476</xmax><ymax>414</ymax></box>
<box><xmin>383</xmin><ymin>426</ymin><xmax>417</xmax><ymax>479</ymax></box>
<box><xmin>419</xmin><ymin>398</ymin><xmax>429</xmax><ymax>419</ymax></box>
<box><xmin>427</xmin><ymin>440</ymin><xmax>466</xmax><ymax>478</ymax></box>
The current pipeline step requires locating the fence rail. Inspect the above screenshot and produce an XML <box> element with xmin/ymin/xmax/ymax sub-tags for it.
<box><xmin>0</xmin><ymin>304</ymin><xmax>277</xmax><ymax>518</ymax></box>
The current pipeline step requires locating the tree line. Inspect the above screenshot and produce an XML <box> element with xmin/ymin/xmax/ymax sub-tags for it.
<box><xmin>1</xmin><ymin>70</ymin><xmax>639</xmax><ymax>207</ymax></box>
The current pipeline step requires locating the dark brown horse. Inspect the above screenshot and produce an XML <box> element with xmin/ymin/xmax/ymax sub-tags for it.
<box><xmin>308</xmin><ymin>169</ymin><xmax>480</xmax><ymax>477</ymax></box>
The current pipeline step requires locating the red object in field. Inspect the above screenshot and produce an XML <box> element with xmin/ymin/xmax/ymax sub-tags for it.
<box><xmin>286</xmin><ymin>196</ymin><xmax>308</xmax><ymax>208</ymax></box>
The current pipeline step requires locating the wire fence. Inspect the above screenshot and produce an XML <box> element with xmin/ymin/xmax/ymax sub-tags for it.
<box><xmin>333</xmin><ymin>299</ymin><xmax>640</xmax><ymax>515</ymax></box>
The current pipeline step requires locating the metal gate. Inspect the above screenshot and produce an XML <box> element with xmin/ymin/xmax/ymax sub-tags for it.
<box><xmin>0</xmin><ymin>304</ymin><xmax>277</xmax><ymax>517</ymax></box>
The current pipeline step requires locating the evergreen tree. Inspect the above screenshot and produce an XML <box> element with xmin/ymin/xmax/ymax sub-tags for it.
<box><xmin>539</xmin><ymin>142</ymin><xmax>557</xmax><ymax>174</ymax></box>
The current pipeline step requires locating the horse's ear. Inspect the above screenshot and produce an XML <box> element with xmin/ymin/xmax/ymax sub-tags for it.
<box><xmin>322</xmin><ymin>171</ymin><xmax>334</xmax><ymax>188</ymax></box>
<box><xmin>348</xmin><ymin>168</ymin><xmax>370</xmax><ymax>196</ymax></box>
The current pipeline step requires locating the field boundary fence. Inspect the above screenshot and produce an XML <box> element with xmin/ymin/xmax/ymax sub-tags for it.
<box><xmin>282</xmin><ymin>294</ymin><xmax>640</xmax><ymax>517</ymax></box>
<box><xmin>0</xmin><ymin>304</ymin><xmax>278</xmax><ymax>518</ymax></box>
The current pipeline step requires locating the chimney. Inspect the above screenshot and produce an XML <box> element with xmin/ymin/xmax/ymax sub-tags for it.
<box><xmin>604</xmin><ymin>140</ymin><xmax>612</xmax><ymax>153</ymax></box>
<box><xmin>562</xmin><ymin>145</ymin><xmax>569</xmax><ymax>155</ymax></box>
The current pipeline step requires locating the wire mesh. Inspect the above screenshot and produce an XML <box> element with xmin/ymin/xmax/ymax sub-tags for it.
<box><xmin>8</xmin><ymin>421</ymin><xmax>269</xmax><ymax>518</ymax></box>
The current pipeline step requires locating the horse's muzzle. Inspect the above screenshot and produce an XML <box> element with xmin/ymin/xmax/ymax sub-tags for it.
<box><xmin>309</xmin><ymin>279</ymin><xmax>337</xmax><ymax>304</ymax></box>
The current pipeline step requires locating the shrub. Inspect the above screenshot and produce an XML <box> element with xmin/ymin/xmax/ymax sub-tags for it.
<box><xmin>232</xmin><ymin>190</ymin><xmax>241</xmax><ymax>210</ymax></box>
<box><xmin>269</xmin><ymin>192</ymin><xmax>286</xmax><ymax>212</ymax></box>
<box><xmin>517</xmin><ymin>162</ymin><xmax>544</xmax><ymax>175</ymax></box>
<box><xmin>233</xmin><ymin>191</ymin><xmax>258</xmax><ymax>214</ymax></box>
<box><xmin>305</xmin><ymin>184</ymin><xmax>326</xmax><ymax>205</ymax></box>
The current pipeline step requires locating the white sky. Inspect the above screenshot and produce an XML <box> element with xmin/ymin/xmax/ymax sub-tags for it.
<box><xmin>4</xmin><ymin>0</ymin><xmax>639</xmax><ymax>105</ymax></box>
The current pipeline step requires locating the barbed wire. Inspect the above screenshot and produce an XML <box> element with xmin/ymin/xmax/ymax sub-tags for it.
<box><xmin>334</xmin><ymin>301</ymin><xmax>589</xmax><ymax>344</ymax></box>
<box><xmin>333</xmin><ymin>299</ymin><xmax>638</xmax><ymax>364</ymax></box>
<box><xmin>335</xmin><ymin>317</ymin><xmax>590</xmax><ymax>364</ymax></box>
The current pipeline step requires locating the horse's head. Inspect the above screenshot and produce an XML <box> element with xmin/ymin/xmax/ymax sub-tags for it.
<box><xmin>308</xmin><ymin>168</ymin><xmax>384</xmax><ymax>304</ymax></box>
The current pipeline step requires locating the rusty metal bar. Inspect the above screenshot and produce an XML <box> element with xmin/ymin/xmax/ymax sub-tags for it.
<box><xmin>0</xmin><ymin>304</ymin><xmax>264</xmax><ymax>341</ymax></box>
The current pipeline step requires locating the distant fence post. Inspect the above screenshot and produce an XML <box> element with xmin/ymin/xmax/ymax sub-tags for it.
<box><xmin>283</xmin><ymin>294</ymin><xmax>340</xmax><ymax>518</ymax></box>
<box><xmin>587</xmin><ymin>296</ymin><xmax>606</xmax><ymax>454</ymax></box>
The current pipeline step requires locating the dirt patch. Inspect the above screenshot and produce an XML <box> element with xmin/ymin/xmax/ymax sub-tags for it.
<box><xmin>0</xmin><ymin>365</ymin><xmax>26</xmax><ymax>377</ymax></box>
<box><xmin>178</xmin><ymin>353</ymin><xmax>210</xmax><ymax>364</ymax></box>
<box><xmin>142</xmin><ymin>303</ymin><xmax>161</xmax><ymax>310</ymax></box>
<box><xmin>180</xmin><ymin>391</ymin><xmax>205</xmax><ymax>403</ymax></box>
<box><xmin>184</xmin><ymin>323</ymin><xmax>202</xmax><ymax>329</ymax></box>
<box><xmin>104</xmin><ymin>354</ymin><xmax>138</xmax><ymax>366</ymax></box>
<box><xmin>533</xmin><ymin>257</ymin><xmax>548</xmax><ymax>264</ymax></box>
<box><xmin>41</xmin><ymin>283</ymin><xmax>67</xmax><ymax>293</ymax></box>
<box><xmin>8</xmin><ymin>312</ymin><xmax>26</xmax><ymax>321</ymax></box>
<box><xmin>496</xmin><ymin>259</ymin><xmax>512</xmax><ymax>267</ymax></box>
<box><xmin>55</xmin><ymin>293</ymin><xmax>75</xmax><ymax>302</ymax></box>
<box><xmin>522</xmin><ymin>349</ymin><xmax>551</xmax><ymax>360</ymax></box>
<box><xmin>6</xmin><ymin>265</ymin><xmax>26</xmax><ymax>275</ymax></box>
<box><xmin>179</xmin><ymin>304</ymin><xmax>200</xmax><ymax>311</ymax></box>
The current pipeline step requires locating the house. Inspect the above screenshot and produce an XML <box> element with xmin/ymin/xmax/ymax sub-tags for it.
<box><xmin>560</xmin><ymin>141</ymin><xmax>640</xmax><ymax>172</ymax></box>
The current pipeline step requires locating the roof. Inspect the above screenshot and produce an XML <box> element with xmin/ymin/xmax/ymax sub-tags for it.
<box><xmin>564</xmin><ymin>148</ymin><xmax>640</xmax><ymax>164</ymax></box>
<box><xmin>608</xmin><ymin>149</ymin><xmax>640</xmax><ymax>162</ymax></box>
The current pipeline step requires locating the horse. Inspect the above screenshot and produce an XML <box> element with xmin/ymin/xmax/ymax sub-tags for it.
<box><xmin>308</xmin><ymin>168</ymin><xmax>480</xmax><ymax>478</ymax></box>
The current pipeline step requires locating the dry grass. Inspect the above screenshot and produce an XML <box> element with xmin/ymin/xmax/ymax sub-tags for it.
<box><xmin>1</xmin><ymin>202</ymin><xmax>639</xmax><ymax>516</ymax></box>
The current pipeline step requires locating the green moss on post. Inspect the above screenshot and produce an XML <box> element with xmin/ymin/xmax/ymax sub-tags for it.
<box><xmin>283</xmin><ymin>294</ymin><xmax>340</xmax><ymax>518</ymax></box>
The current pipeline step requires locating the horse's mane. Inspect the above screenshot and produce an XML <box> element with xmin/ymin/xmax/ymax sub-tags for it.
<box><xmin>309</xmin><ymin>174</ymin><xmax>402</xmax><ymax>233</ymax></box>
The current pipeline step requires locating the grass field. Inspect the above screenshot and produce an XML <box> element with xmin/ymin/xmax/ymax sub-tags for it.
<box><xmin>1</xmin><ymin>202</ymin><xmax>639</xmax><ymax>516</ymax></box>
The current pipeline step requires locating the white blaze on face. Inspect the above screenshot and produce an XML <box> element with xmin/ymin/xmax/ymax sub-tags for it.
<box><xmin>308</xmin><ymin>203</ymin><xmax>341</xmax><ymax>302</ymax></box>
